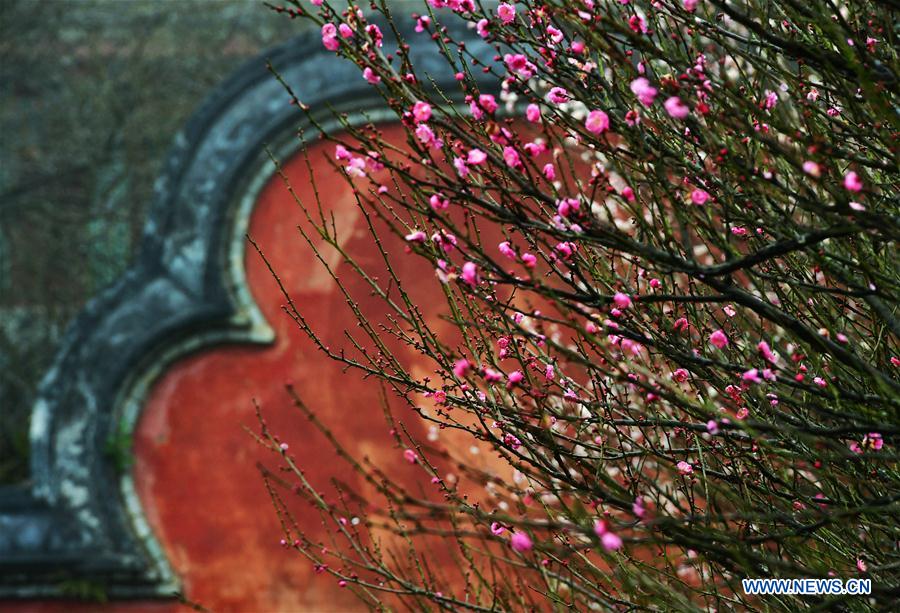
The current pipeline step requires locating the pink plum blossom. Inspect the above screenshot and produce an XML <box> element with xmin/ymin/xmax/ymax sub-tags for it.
<box><xmin>412</xmin><ymin>101</ymin><xmax>432</xmax><ymax>123</ymax></box>
<box><xmin>453</xmin><ymin>157</ymin><xmax>469</xmax><ymax>177</ymax></box>
<box><xmin>467</xmin><ymin>148</ymin><xmax>487</xmax><ymax>165</ymax></box>
<box><xmin>757</xmin><ymin>341</ymin><xmax>778</xmax><ymax>364</ymax></box>
<box><xmin>497</xmin><ymin>2</ymin><xmax>516</xmax><ymax>24</ymax></box>
<box><xmin>415</xmin><ymin>123</ymin><xmax>443</xmax><ymax>149</ymax></box>
<box><xmin>850</xmin><ymin>432</ymin><xmax>884</xmax><ymax>453</ymax></box>
<box><xmin>365</xmin><ymin>24</ymin><xmax>383</xmax><ymax>47</ymax></box>
<box><xmin>690</xmin><ymin>188</ymin><xmax>710</xmax><ymax>205</ymax></box>
<box><xmin>503</xmin><ymin>146</ymin><xmax>522</xmax><ymax>169</ymax></box>
<box><xmin>593</xmin><ymin>520</ymin><xmax>623</xmax><ymax>551</ymax></box>
<box><xmin>602</xmin><ymin>532</ymin><xmax>623</xmax><ymax>551</ymax></box>
<box><xmin>344</xmin><ymin>157</ymin><xmax>366</xmax><ymax>177</ymax></box>
<box><xmin>435</xmin><ymin>231</ymin><xmax>457</xmax><ymax>253</ymax></box>
<box><xmin>503</xmin><ymin>430</ymin><xmax>522</xmax><ymax>451</ymax></box>
<box><xmin>664</xmin><ymin>96</ymin><xmax>690</xmax><ymax>119</ymax></box>
<box><xmin>504</xmin><ymin>53</ymin><xmax>534</xmax><ymax>78</ymax></box>
<box><xmin>632</xmin><ymin>497</ymin><xmax>646</xmax><ymax>518</ymax></box>
<box><xmin>523</xmin><ymin>139</ymin><xmax>546</xmax><ymax>156</ymax></box>
<box><xmin>585</xmin><ymin>109</ymin><xmax>610</xmax><ymax>134</ymax></box>
<box><xmin>864</xmin><ymin>433</ymin><xmax>884</xmax><ymax>451</ymax></box>
<box><xmin>630</xmin><ymin>78</ymin><xmax>658</xmax><ymax>106</ymax></box>
<box><xmin>628</xmin><ymin>14</ymin><xmax>647</xmax><ymax>33</ymax></box>
<box><xmin>555</xmin><ymin>241</ymin><xmax>576</xmax><ymax>259</ymax></box>
<box><xmin>362</xmin><ymin>67</ymin><xmax>381</xmax><ymax>84</ymax></box>
<box><xmin>556</xmin><ymin>198</ymin><xmax>579</xmax><ymax>218</ymax></box>
<box><xmin>843</xmin><ymin>171</ymin><xmax>863</xmax><ymax>192</ymax></box>
<box><xmin>547</xmin><ymin>25</ymin><xmax>563</xmax><ymax>44</ymax></box>
<box><xmin>453</xmin><ymin>359</ymin><xmax>471</xmax><ymax>377</ymax></box>
<box><xmin>709</xmin><ymin>329</ymin><xmax>729</xmax><ymax>349</ymax></box>
<box><xmin>472</xmin><ymin>93</ymin><xmax>498</xmax><ymax>117</ymax></box>
<box><xmin>510</xmin><ymin>531</ymin><xmax>532</xmax><ymax>552</ymax></box>
<box><xmin>613</xmin><ymin>292</ymin><xmax>632</xmax><ymax>309</ymax></box>
<box><xmin>548</xmin><ymin>87</ymin><xmax>569</xmax><ymax>104</ymax></box>
<box><xmin>429</xmin><ymin>193</ymin><xmax>450</xmax><ymax>211</ymax></box>
<box><xmin>461</xmin><ymin>261</ymin><xmax>479</xmax><ymax>286</ymax></box>
<box><xmin>321</xmin><ymin>24</ymin><xmax>339</xmax><ymax>51</ymax></box>
<box><xmin>742</xmin><ymin>369</ymin><xmax>762</xmax><ymax>384</ymax></box>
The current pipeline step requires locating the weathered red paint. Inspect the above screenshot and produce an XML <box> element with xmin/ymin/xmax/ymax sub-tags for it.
<box><xmin>135</xmin><ymin>124</ymin><xmax>444</xmax><ymax>612</ymax></box>
<box><xmin>6</xmin><ymin>125</ymin><xmax>449</xmax><ymax>612</ymax></box>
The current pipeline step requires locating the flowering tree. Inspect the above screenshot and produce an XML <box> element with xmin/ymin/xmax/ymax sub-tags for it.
<box><xmin>254</xmin><ymin>0</ymin><xmax>898</xmax><ymax>609</ymax></box>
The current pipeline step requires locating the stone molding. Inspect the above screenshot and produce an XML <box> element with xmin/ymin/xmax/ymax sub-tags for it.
<box><xmin>0</xmin><ymin>15</ymin><xmax>492</xmax><ymax>598</ymax></box>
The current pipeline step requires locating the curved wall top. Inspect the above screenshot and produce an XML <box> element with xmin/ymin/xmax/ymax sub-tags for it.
<box><xmin>0</xmin><ymin>14</ymin><xmax>494</xmax><ymax>598</ymax></box>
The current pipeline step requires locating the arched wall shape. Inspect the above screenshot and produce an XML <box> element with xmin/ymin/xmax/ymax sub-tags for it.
<box><xmin>0</xmin><ymin>16</ymin><xmax>495</xmax><ymax>598</ymax></box>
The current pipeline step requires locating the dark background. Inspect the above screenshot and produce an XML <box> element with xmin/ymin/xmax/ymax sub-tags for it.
<box><xmin>0</xmin><ymin>0</ymin><xmax>307</xmax><ymax>484</ymax></box>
